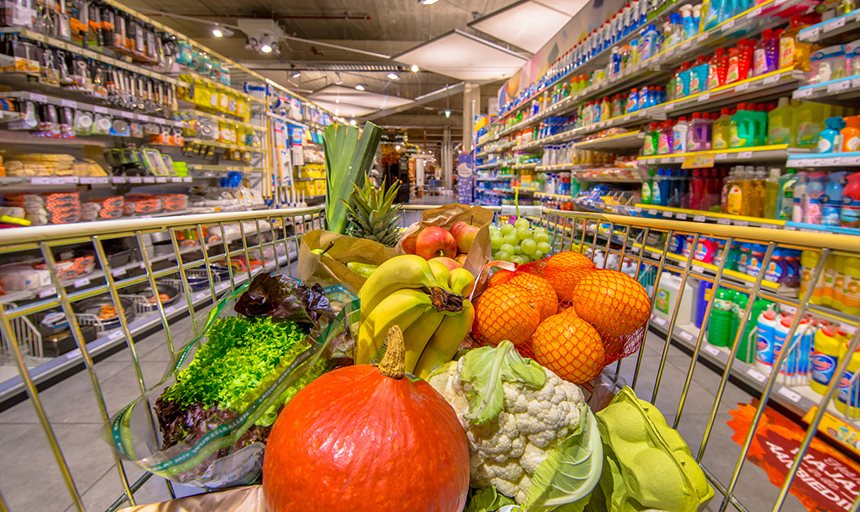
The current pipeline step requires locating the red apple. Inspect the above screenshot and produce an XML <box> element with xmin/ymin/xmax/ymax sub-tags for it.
<box><xmin>415</xmin><ymin>226</ymin><xmax>456</xmax><ymax>260</ymax></box>
<box><xmin>402</xmin><ymin>235</ymin><xmax>417</xmax><ymax>254</ymax></box>
<box><xmin>455</xmin><ymin>254</ymin><xmax>468</xmax><ymax>266</ymax></box>
<box><xmin>430</xmin><ymin>256</ymin><xmax>461</xmax><ymax>271</ymax></box>
<box><xmin>450</xmin><ymin>221</ymin><xmax>480</xmax><ymax>254</ymax></box>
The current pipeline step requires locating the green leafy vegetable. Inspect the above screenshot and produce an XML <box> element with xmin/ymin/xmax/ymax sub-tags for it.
<box><xmin>523</xmin><ymin>404</ymin><xmax>602</xmax><ymax>512</ymax></box>
<box><xmin>457</xmin><ymin>340</ymin><xmax>547</xmax><ymax>425</ymax></box>
<box><xmin>465</xmin><ymin>487</ymin><xmax>518</xmax><ymax>512</ymax></box>
<box><xmin>323</xmin><ymin>122</ymin><xmax>383</xmax><ymax>234</ymax></box>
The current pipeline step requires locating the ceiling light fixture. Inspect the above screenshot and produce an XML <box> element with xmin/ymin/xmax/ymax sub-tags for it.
<box><xmin>260</xmin><ymin>43</ymin><xmax>272</xmax><ymax>53</ymax></box>
<box><xmin>387</xmin><ymin>72</ymin><xmax>399</xmax><ymax>80</ymax></box>
<box><xmin>292</xmin><ymin>71</ymin><xmax>301</xmax><ymax>78</ymax></box>
<box><xmin>411</xmin><ymin>64</ymin><xmax>419</xmax><ymax>72</ymax></box>
<box><xmin>420</xmin><ymin>0</ymin><xmax>439</xmax><ymax>4</ymax></box>
<box><xmin>445</xmin><ymin>110</ymin><xmax>451</xmax><ymax>118</ymax></box>
<box><xmin>350</xmin><ymin>119</ymin><xmax>357</xmax><ymax>126</ymax></box>
<box><xmin>335</xmin><ymin>72</ymin><xmax>344</xmax><ymax>85</ymax></box>
<box><xmin>355</xmin><ymin>84</ymin><xmax>365</xmax><ymax>91</ymax></box>
<box><xmin>212</xmin><ymin>25</ymin><xmax>233</xmax><ymax>37</ymax></box>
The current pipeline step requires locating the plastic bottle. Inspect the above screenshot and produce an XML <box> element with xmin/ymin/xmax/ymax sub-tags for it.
<box><xmin>766</xmin><ymin>29</ymin><xmax>780</xmax><ymax>73</ymax></box>
<box><xmin>768</xmin><ymin>97</ymin><xmax>796</xmax><ymax>145</ymax></box>
<box><xmin>752</xmin><ymin>104</ymin><xmax>769</xmax><ymax>146</ymax></box>
<box><xmin>800</xmin><ymin>250</ymin><xmax>825</xmax><ymax>304</ymax></box>
<box><xmin>677</xmin><ymin>62</ymin><xmax>692</xmax><ymax>97</ymax></box>
<box><xmin>818</xmin><ymin>117</ymin><xmax>846</xmax><ymax>153</ymax></box>
<box><xmin>765</xmin><ymin>168</ymin><xmax>781</xmax><ymax>218</ymax></box>
<box><xmin>822</xmin><ymin>172</ymin><xmax>847</xmax><ymax>226</ymax></box>
<box><xmin>730</xmin><ymin>103</ymin><xmax>756</xmax><ymax>148</ymax></box>
<box><xmin>713</xmin><ymin>107</ymin><xmax>732</xmax><ymax>149</ymax></box>
<box><xmin>835</xmin><ymin>342</ymin><xmax>860</xmax><ymax>418</ymax></box>
<box><xmin>752</xmin><ymin>167</ymin><xmax>767</xmax><ymax>217</ymax></box>
<box><xmin>778</xmin><ymin>168</ymin><xmax>797</xmax><ymax>219</ymax></box>
<box><xmin>726</xmin><ymin>46</ymin><xmax>741</xmax><ymax>85</ymax></box>
<box><xmin>658</xmin><ymin>121</ymin><xmax>674</xmax><ymax>154</ymax></box>
<box><xmin>843</xmin><ymin>256</ymin><xmax>860</xmax><ymax>316</ymax></box>
<box><xmin>642</xmin><ymin>168</ymin><xmax>655</xmax><ymax>204</ymax></box>
<box><xmin>721</xmin><ymin>167</ymin><xmax>735</xmax><ymax>212</ymax></box>
<box><xmin>772</xmin><ymin>316</ymin><xmax>796</xmax><ymax>380</ymax></box>
<box><xmin>804</xmin><ymin>172</ymin><xmax>826</xmax><ymax>224</ymax></box>
<box><xmin>709</xmin><ymin>288</ymin><xmax>734</xmax><ymax>347</ymax></box>
<box><xmin>673</xmin><ymin>116</ymin><xmax>690</xmax><ymax>153</ymax></box>
<box><xmin>811</xmin><ymin>326</ymin><xmax>841</xmax><ymax>395</ymax></box>
<box><xmin>708</xmin><ymin>48</ymin><xmax>728</xmax><ymax>89</ymax></box>
<box><xmin>689</xmin><ymin>56</ymin><xmax>709</xmax><ymax>95</ymax></box>
<box><xmin>704</xmin><ymin>0</ymin><xmax>723</xmax><ymax>30</ymax></box>
<box><xmin>791</xmin><ymin>171</ymin><xmax>808</xmax><ymax>222</ymax></box>
<box><xmin>680</xmin><ymin>5</ymin><xmax>696</xmax><ymax>39</ymax></box>
<box><xmin>841</xmin><ymin>172</ymin><xmax>860</xmax><ymax>228</ymax></box>
<box><xmin>738</xmin><ymin>38</ymin><xmax>754</xmax><ymax>81</ymax></box>
<box><xmin>834</xmin><ymin>255</ymin><xmax>847</xmax><ymax>310</ymax></box>
<box><xmin>841</xmin><ymin>116</ymin><xmax>860</xmax><ymax>152</ymax></box>
<box><xmin>687</xmin><ymin>112</ymin><xmax>710</xmax><ymax>151</ymax></box>
<box><xmin>644</xmin><ymin>122</ymin><xmax>659</xmax><ymax>155</ymax></box>
<box><xmin>795</xmin><ymin>101</ymin><xmax>826</xmax><ymax>148</ymax></box>
<box><xmin>753</xmin><ymin>30</ymin><xmax>773</xmax><ymax>76</ymax></box>
<box><xmin>659</xmin><ymin>168</ymin><xmax>672</xmax><ymax>205</ymax></box>
<box><xmin>779</xmin><ymin>16</ymin><xmax>814</xmax><ymax>71</ymax></box>
<box><xmin>823</xmin><ymin>254</ymin><xmax>840</xmax><ymax>307</ymax></box>
<box><xmin>627</xmin><ymin>88</ymin><xmax>639</xmax><ymax>113</ymax></box>
<box><xmin>756</xmin><ymin>309</ymin><xmax>778</xmax><ymax>372</ymax></box>
<box><xmin>738</xmin><ymin>298</ymin><xmax>771</xmax><ymax>363</ymax></box>
<box><xmin>640</xmin><ymin>24</ymin><xmax>660</xmax><ymax>61</ymax></box>
<box><xmin>726</xmin><ymin>168</ymin><xmax>744</xmax><ymax>215</ymax></box>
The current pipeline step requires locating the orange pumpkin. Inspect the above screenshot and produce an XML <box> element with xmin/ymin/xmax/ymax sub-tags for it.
<box><xmin>262</xmin><ymin>327</ymin><xmax>470</xmax><ymax>512</ymax></box>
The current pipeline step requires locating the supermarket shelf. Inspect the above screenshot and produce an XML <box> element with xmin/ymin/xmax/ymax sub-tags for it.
<box><xmin>475</xmin><ymin>176</ymin><xmax>515</xmax><ymax>182</ymax></box>
<box><xmin>575</xmin><ymin>131</ymin><xmax>644</xmax><ymax>151</ymax></box>
<box><xmin>631</xmin><ymin>204</ymin><xmax>785</xmax><ymax>228</ymax></box>
<box><xmin>797</xmin><ymin>8</ymin><xmax>860</xmax><ymax>44</ymax></box>
<box><xmin>787</xmin><ymin>152</ymin><xmax>860</xmax><ymax>168</ymax></box>
<box><xmin>186</xmin><ymin>139</ymin><xmax>265</xmax><ymax>152</ymax></box>
<box><xmin>0</xmin><ymin>27</ymin><xmax>185</xmax><ymax>86</ymax></box>
<box><xmin>476</xmin><ymin>188</ymin><xmax>514</xmax><ymax>196</ymax></box>
<box><xmin>513</xmin><ymin>187</ymin><xmax>539</xmax><ymax>193</ymax></box>
<box><xmin>0</xmin><ymin>175</ymin><xmax>195</xmax><ymax>188</ymax></box>
<box><xmin>476</xmin><ymin>160</ymin><xmax>515</xmax><ymax>170</ymax></box>
<box><xmin>576</xmin><ymin>177</ymin><xmax>642</xmax><ymax>183</ymax></box>
<box><xmin>0</xmin><ymin>130</ymin><xmax>110</xmax><ymax>148</ymax></box>
<box><xmin>0</xmin><ymin>250</ymin><xmax>297</xmax><ymax>405</ymax></box>
<box><xmin>177</xmin><ymin>110</ymin><xmax>267</xmax><ymax>132</ymax></box>
<box><xmin>187</xmin><ymin>164</ymin><xmax>265</xmax><ymax>173</ymax></box>
<box><xmin>536</xmin><ymin>163</ymin><xmax>601</xmax><ymax>172</ymax></box>
<box><xmin>174</xmin><ymin>69</ymin><xmax>265</xmax><ymax>104</ymax></box>
<box><xmin>638</xmin><ymin>145</ymin><xmax>807</xmax><ymax>165</ymax></box>
<box><xmin>534</xmin><ymin>192</ymin><xmax>574</xmax><ymax>201</ymax></box>
<box><xmin>793</xmin><ymin>74</ymin><xmax>860</xmax><ymax>106</ymax></box>
<box><xmin>0</xmin><ymin>110</ymin><xmax>21</xmax><ymax>124</ymax></box>
<box><xmin>3</xmin><ymin>92</ymin><xmax>183</xmax><ymax>128</ymax></box>
<box><xmin>512</xmin><ymin>163</ymin><xmax>539</xmax><ymax>170</ymax></box>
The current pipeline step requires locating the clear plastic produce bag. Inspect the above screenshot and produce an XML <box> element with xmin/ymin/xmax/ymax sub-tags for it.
<box><xmin>106</xmin><ymin>275</ymin><xmax>359</xmax><ymax>489</ymax></box>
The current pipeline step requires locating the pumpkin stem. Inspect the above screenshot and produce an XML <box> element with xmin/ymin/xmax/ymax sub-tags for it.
<box><xmin>378</xmin><ymin>326</ymin><xmax>406</xmax><ymax>379</ymax></box>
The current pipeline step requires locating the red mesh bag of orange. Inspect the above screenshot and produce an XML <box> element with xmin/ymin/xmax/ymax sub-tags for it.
<box><xmin>472</xmin><ymin>251</ymin><xmax>650</xmax><ymax>385</ymax></box>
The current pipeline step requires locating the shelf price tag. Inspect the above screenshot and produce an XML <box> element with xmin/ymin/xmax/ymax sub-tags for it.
<box><xmin>853</xmin><ymin>77</ymin><xmax>860</xmax><ymax>88</ymax></box>
<box><xmin>143</xmin><ymin>177</ymin><xmax>156</xmax><ymax>183</ymax></box>
<box><xmin>794</xmin><ymin>87</ymin><xmax>814</xmax><ymax>98</ymax></box>
<box><xmin>722</xmin><ymin>19</ymin><xmax>736</xmax><ymax>31</ymax></box>
<box><xmin>828</xmin><ymin>80</ymin><xmax>851</xmax><ymax>93</ymax></box>
<box><xmin>662</xmin><ymin>211</ymin><xmax>673</xmax><ymax>218</ymax></box>
<box><xmin>195</xmin><ymin>292</ymin><xmax>210</xmax><ymax>301</ymax></box>
<box><xmin>715</xmin><ymin>153</ymin><xmax>728</xmax><ymax>160</ymax></box>
<box><xmin>30</xmin><ymin>93</ymin><xmax>47</xmax><ymax>103</ymax></box>
<box><xmin>111</xmin><ymin>267</ymin><xmax>127</xmax><ymax>277</ymax></box>
<box><xmin>155</xmin><ymin>177</ymin><xmax>167</xmax><ymax>183</ymax></box>
<box><xmin>94</xmin><ymin>106</ymin><xmax>108</xmax><ymax>114</ymax></box>
<box><xmin>747</xmin><ymin>368</ymin><xmax>768</xmax><ymax>383</ymax></box>
<box><xmin>73</xmin><ymin>277</ymin><xmax>90</xmax><ymax>288</ymax></box>
<box><xmin>698</xmin><ymin>93</ymin><xmax>711</xmax><ymax>102</ymax></box>
<box><xmin>680</xmin><ymin>330</ymin><xmax>695</xmax><ymax>342</ymax></box>
<box><xmin>80</xmin><ymin>177</ymin><xmax>109</xmax><ymax>184</ymax></box>
<box><xmin>749</xmin><ymin>7</ymin><xmax>762</xmax><ymax>17</ymax></box>
<box><xmin>681</xmin><ymin>41</ymin><xmax>692</xmax><ymax>50</ymax></box>
<box><xmin>60</xmin><ymin>99</ymin><xmax>77</xmax><ymax>109</ymax></box>
<box><xmin>823</xmin><ymin>16</ymin><xmax>846</xmax><ymax>33</ymax></box>
<box><xmin>652</xmin><ymin>316</ymin><xmax>668</xmax><ymax>327</ymax></box>
<box><xmin>697</xmin><ymin>33</ymin><xmax>709</xmax><ymax>42</ymax></box>
<box><xmin>704</xmin><ymin>344</ymin><xmax>722</xmax><ymax>357</ymax></box>
<box><xmin>736</xmin><ymin>82</ymin><xmax>750</xmax><ymax>92</ymax></box>
<box><xmin>734</xmin><ymin>220</ymin><xmax>750</xmax><ymax>227</ymax></box>
<box><xmin>129</xmin><ymin>177</ymin><xmax>143</xmax><ymax>183</ymax></box>
<box><xmin>804</xmin><ymin>26</ymin><xmax>820</xmax><ymax>40</ymax></box>
<box><xmin>763</xmin><ymin>74</ymin><xmax>781</xmax><ymax>85</ymax></box>
<box><xmin>694</xmin><ymin>215</ymin><xmax>707</xmax><ymax>222</ymax></box>
<box><xmin>676</xmin><ymin>212</ymin><xmax>688</xmax><ymax>220</ymax></box>
<box><xmin>738</xmin><ymin>151</ymin><xmax>753</xmax><ymax>159</ymax></box>
<box><xmin>648</xmin><ymin>209</ymin><xmax>658</xmax><ymax>215</ymax></box>
<box><xmin>171</xmin><ymin>177</ymin><xmax>183</xmax><ymax>183</ymax></box>
<box><xmin>39</xmin><ymin>287</ymin><xmax>56</xmax><ymax>298</ymax></box>
<box><xmin>683</xmin><ymin>153</ymin><xmax>715</xmax><ymax>169</ymax></box>
<box><xmin>108</xmin><ymin>330</ymin><xmax>124</xmax><ymax>341</ymax></box>
<box><xmin>717</xmin><ymin>218</ymin><xmax>732</xmax><ymax>225</ymax></box>
<box><xmin>778</xmin><ymin>386</ymin><xmax>802</xmax><ymax>403</ymax></box>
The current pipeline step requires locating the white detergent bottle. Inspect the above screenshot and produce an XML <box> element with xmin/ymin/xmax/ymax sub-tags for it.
<box><xmin>756</xmin><ymin>309</ymin><xmax>778</xmax><ymax>374</ymax></box>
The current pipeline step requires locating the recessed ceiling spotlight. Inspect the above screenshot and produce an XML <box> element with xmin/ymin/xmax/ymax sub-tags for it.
<box><xmin>260</xmin><ymin>44</ymin><xmax>272</xmax><ymax>53</ymax></box>
<box><xmin>420</xmin><ymin>0</ymin><xmax>439</xmax><ymax>4</ymax></box>
<box><xmin>411</xmin><ymin>64</ymin><xmax>419</xmax><ymax>72</ymax></box>
<box><xmin>212</xmin><ymin>26</ymin><xmax>234</xmax><ymax>37</ymax></box>
<box><xmin>355</xmin><ymin>84</ymin><xmax>365</xmax><ymax>91</ymax></box>
<box><xmin>387</xmin><ymin>72</ymin><xmax>399</xmax><ymax>80</ymax></box>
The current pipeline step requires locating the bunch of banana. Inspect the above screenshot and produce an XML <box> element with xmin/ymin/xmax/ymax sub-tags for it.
<box><xmin>357</xmin><ymin>255</ymin><xmax>475</xmax><ymax>379</ymax></box>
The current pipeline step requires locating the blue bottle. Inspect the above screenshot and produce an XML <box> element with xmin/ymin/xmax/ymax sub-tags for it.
<box><xmin>659</xmin><ymin>168</ymin><xmax>673</xmax><ymax>206</ymax></box>
<box><xmin>822</xmin><ymin>171</ymin><xmax>847</xmax><ymax>226</ymax></box>
<box><xmin>653</xmin><ymin>169</ymin><xmax>664</xmax><ymax>206</ymax></box>
<box><xmin>704</xmin><ymin>0</ymin><xmax>724</xmax><ymax>30</ymax></box>
<box><xmin>627</xmin><ymin>89</ymin><xmax>639</xmax><ymax>113</ymax></box>
<box><xmin>640</xmin><ymin>25</ymin><xmax>660</xmax><ymax>61</ymax></box>
<box><xmin>681</xmin><ymin>5</ymin><xmax>697</xmax><ymax>40</ymax></box>
<box><xmin>818</xmin><ymin>117</ymin><xmax>846</xmax><ymax>153</ymax></box>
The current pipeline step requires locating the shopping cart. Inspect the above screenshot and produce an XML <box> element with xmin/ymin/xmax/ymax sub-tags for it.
<box><xmin>0</xmin><ymin>204</ymin><xmax>856</xmax><ymax>512</ymax></box>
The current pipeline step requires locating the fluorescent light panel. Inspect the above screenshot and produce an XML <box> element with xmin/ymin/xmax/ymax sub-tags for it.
<box><xmin>534</xmin><ymin>0</ymin><xmax>592</xmax><ymax>16</ymax></box>
<box><xmin>309</xmin><ymin>85</ymin><xmax>412</xmax><ymax>110</ymax></box>
<box><xmin>310</xmin><ymin>100</ymin><xmax>378</xmax><ymax>118</ymax></box>
<box><xmin>394</xmin><ymin>30</ymin><xmax>527</xmax><ymax>82</ymax></box>
<box><xmin>470</xmin><ymin>1</ymin><xmax>574</xmax><ymax>53</ymax></box>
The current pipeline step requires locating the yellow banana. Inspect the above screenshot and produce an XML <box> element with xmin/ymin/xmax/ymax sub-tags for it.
<box><xmin>414</xmin><ymin>299</ymin><xmax>475</xmax><ymax>379</ymax></box>
<box><xmin>402</xmin><ymin>308</ymin><xmax>446</xmax><ymax>374</ymax></box>
<box><xmin>357</xmin><ymin>288</ymin><xmax>434</xmax><ymax>364</ymax></box>
<box><xmin>448</xmin><ymin>268</ymin><xmax>475</xmax><ymax>296</ymax></box>
<box><xmin>427</xmin><ymin>261</ymin><xmax>453</xmax><ymax>292</ymax></box>
<box><xmin>359</xmin><ymin>255</ymin><xmax>438</xmax><ymax>321</ymax></box>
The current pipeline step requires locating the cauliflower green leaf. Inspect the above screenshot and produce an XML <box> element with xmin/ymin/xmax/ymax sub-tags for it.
<box><xmin>522</xmin><ymin>403</ymin><xmax>603</xmax><ymax>511</ymax></box>
<box><xmin>459</xmin><ymin>340</ymin><xmax>547</xmax><ymax>425</ymax></box>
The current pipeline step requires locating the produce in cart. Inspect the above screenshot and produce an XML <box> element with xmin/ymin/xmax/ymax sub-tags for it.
<box><xmin>262</xmin><ymin>326</ymin><xmax>470</xmax><ymax>512</ymax></box>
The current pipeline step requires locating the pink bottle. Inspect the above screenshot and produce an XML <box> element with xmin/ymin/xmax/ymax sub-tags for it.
<box><xmin>753</xmin><ymin>30</ymin><xmax>771</xmax><ymax>76</ymax></box>
<box><xmin>687</xmin><ymin>112</ymin><xmax>714</xmax><ymax>151</ymax></box>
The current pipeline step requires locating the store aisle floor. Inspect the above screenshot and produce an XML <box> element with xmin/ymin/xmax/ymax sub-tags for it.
<box><xmin>0</xmin><ymin>262</ymin><xmax>805</xmax><ymax>512</ymax></box>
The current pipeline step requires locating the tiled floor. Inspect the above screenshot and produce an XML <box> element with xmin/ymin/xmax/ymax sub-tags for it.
<box><xmin>0</xmin><ymin>193</ymin><xmax>809</xmax><ymax>512</ymax></box>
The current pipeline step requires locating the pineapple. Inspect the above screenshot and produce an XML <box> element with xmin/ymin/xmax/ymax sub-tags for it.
<box><xmin>342</xmin><ymin>177</ymin><xmax>403</xmax><ymax>246</ymax></box>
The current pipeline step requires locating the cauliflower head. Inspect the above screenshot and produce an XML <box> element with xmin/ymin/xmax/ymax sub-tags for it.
<box><xmin>428</xmin><ymin>341</ymin><xmax>586</xmax><ymax>505</ymax></box>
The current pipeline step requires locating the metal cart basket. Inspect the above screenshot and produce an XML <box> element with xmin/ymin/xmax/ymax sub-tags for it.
<box><xmin>0</xmin><ymin>204</ymin><xmax>857</xmax><ymax>512</ymax></box>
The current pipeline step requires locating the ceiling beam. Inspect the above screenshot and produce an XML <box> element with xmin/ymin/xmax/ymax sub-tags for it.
<box><xmin>362</xmin><ymin>82</ymin><xmax>465</xmax><ymax>120</ymax></box>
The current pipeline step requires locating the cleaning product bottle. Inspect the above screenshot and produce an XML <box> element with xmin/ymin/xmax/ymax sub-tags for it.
<box><xmin>778</xmin><ymin>168</ymin><xmax>797</xmax><ymax>219</ymax></box>
<box><xmin>754</xmin><ymin>30</ymin><xmax>774</xmax><ymax>76</ymax></box>
<box><xmin>841</xmin><ymin>115</ymin><xmax>860</xmax><ymax>151</ymax></box>
<box><xmin>752</xmin><ymin>104</ymin><xmax>770</xmax><ymax>145</ymax></box>
<box><xmin>792</xmin><ymin>171</ymin><xmax>808</xmax><ymax>222</ymax></box>
<box><xmin>642</xmin><ymin>168</ymin><xmax>655</xmax><ymax>204</ymax></box>
<box><xmin>843</xmin><ymin>256</ymin><xmax>860</xmax><ymax>316</ymax></box>
<box><xmin>690</xmin><ymin>55</ymin><xmax>709</xmax><ymax>95</ymax></box>
<box><xmin>818</xmin><ymin>117</ymin><xmax>846</xmax><ymax>153</ymax></box>
<box><xmin>823</xmin><ymin>253</ymin><xmax>839</xmax><ymax>307</ymax></box>
<box><xmin>823</xmin><ymin>172</ymin><xmax>848</xmax><ymax>226</ymax></box>
<box><xmin>726</xmin><ymin>167</ymin><xmax>745</xmax><ymax>215</ymax></box>
<box><xmin>673</xmin><ymin>116</ymin><xmax>689</xmax><ymax>153</ymax></box>
<box><xmin>726</xmin><ymin>46</ymin><xmax>741</xmax><ymax>84</ymax></box>
<box><xmin>739</xmin><ymin>298</ymin><xmax>772</xmax><ymax>363</ymax></box>
<box><xmin>752</xmin><ymin>167</ymin><xmax>767</xmax><ymax>217</ymax></box>
<box><xmin>730</xmin><ymin>104</ymin><xmax>756</xmax><ymax>148</ymax></box>
<box><xmin>835</xmin><ymin>342</ymin><xmax>860</xmax><ymax>418</ymax></box>
<box><xmin>804</xmin><ymin>172</ymin><xmax>826</xmax><ymax>224</ymax></box>
<box><xmin>765</xmin><ymin>168</ymin><xmax>781</xmax><ymax>218</ymax></box>
<box><xmin>841</xmin><ymin>172</ymin><xmax>860</xmax><ymax>228</ymax></box>
<box><xmin>796</xmin><ymin>101</ymin><xmax>826</xmax><ymax>148</ymax></box>
<box><xmin>708</xmin><ymin>48</ymin><xmax>728</xmax><ymax>89</ymax></box>
<box><xmin>834</xmin><ymin>255</ymin><xmax>847</xmax><ymax>310</ymax></box>
<box><xmin>709</xmin><ymin>287</ymin><xmax>734</xmax><ymax>347</ymax></box>
<box><xmin>627</xmin><ymin>88</ymin><xmax>639</xmax><ymax>113</ymax></box>
<box><xmin>800</xmin><ymin>250</ymin><xmax>825</xmax><ymax>304</ymax></box>
<box><xmin>640</xmin><ymin>24</ymin><xmax>660</xmax><ymax>61</ymax></box>
<box><xmin>756</xmin><ymin>309</ymin><xmax>778</xmax><ymax>372</ymax></box>
<box><xmin>811</xmin><ymin>326</ymin><xmax>841</xmax><ymax>395</ymax></box>
<box><xmin>658</xmin><ymin>121</ymin><xmax>674</xmax><ymax>154</ymax></box>
<box><xmin>779</xmin><ymin>16</ymin><xmax>815</xmax><ymax>71</ymax></box>
<box><xmin>704</xmin><ymin>0</ymin><xmax>723</xmax><ymax>30</ymax></box>
<box><xmin>738</xmin><ymin>38</ymin><xmax>754</xmax><ymax>81</ymax></box>
<box><xmin>659</xmin><ymin>168</ymin><xmax>672</xmax><ymax>205</ymax></box>
<box><xmin>768</xmin><ymin>97</ymin><xmax>796</xmax><ymax>145</ymax></box>
<box><xmin>713</xmin><ymin>107</ymin><xmax>732</xmax><ymax>149</ymax></box>
<box><xmin>766</xmin><ymin>29</ymin><xmax>781</xmax><ymax>73</ymax></box>
<box><xmin>688</xmin><ymin>112</ymin><xmax>712</xmax><ymax>151</ymax></box>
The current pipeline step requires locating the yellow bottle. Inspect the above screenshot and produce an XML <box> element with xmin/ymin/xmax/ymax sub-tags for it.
<box><xmin>811</xmin><ymin>326</ymin><xmax>841</xmax><ymax>395</ymax></box>
<box><xmin>832</xmin><ymin>255</ymin><xmax>846</xmax><ymax>311</ymax></box>
<box><xmin>823</xmin><ymin>255</ymin><xmax>840</xmax><ymax>307</ymax></box>
<box><xmin>835</xmin><ymin>341</ymin><xmax>860</xmax><ymax>418</ymax></box>
<box><xmin>800</xmin><ymin>250</ymin><xmax>825</xmax><ymax>305</ymax></box>
<box><xmin>779</xmin><ymin>16</ymin><xmax>817</xmax><ymax>71</ymax></box>
<box><xmin>844</xmin><ymin>257</ymin><xmax>860</xmax><ymax>316</ymax></box>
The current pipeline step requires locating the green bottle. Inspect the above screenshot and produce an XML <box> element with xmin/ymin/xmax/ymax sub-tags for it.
<box><xmin>729</xmin><ymin>292</ymin><xmax>747</xmax><ymax>352</ymax></box>
<box><xmin>707</xmin><ymin>288</ymin><xmax>734</xmax><ymax>347</ymax></box>
<box><xmin>642</xmin><ymin>169</ymin><xmax>655</xmax><ymax>204</ymax></box>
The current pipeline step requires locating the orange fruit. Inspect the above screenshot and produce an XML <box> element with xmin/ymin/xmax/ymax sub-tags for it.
<box><xmin>559</xmin><ymin>305</ymin><xmax>578</xmax><ymax>318</ymax></box>
<box><xmin>532</xmin><ymin>314</ymin><xmax>605</xmax><ymax>384</ymax></box>
<box><xmin>507</xmin><ymin>274</ymin><xmax>558</xmax><ymax>321</ymax></box>
<box><xmin>488</xmin><ymin>269</ymin><xmax>515</xmax><ymax>288</ymax></box>
<box><xmin>542</xmin><ymin>251</ymin><xmax>595</xmax><ymax>303</ymax></box>
<box><xmin>572</xmin><ymin>270</ymin><xmax>650</xmax><ymax>338</ymax></box>
<box><xmin>473</xmin><ymin>284</ymin><xmax>540</xmax><ymax>346</ymax></box>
